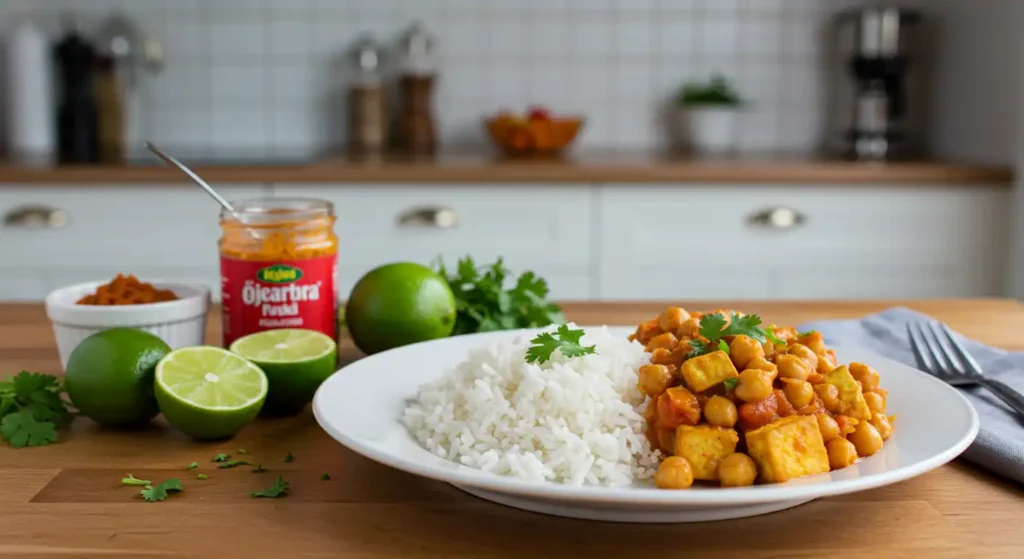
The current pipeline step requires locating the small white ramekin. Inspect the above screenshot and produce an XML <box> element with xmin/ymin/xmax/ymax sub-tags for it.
<box><xmin>45</xmin><ymin>280</ymin><xmax>212</xmax><ymax>369</ymax></box>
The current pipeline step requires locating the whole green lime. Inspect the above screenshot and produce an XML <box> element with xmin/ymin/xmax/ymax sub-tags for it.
<box><xmin>345</xmin><ymin>262</ymin><xmax>456</xmax><ymax>355</ymax></box>
<box><xmin>64</xmin><ymin>328</ymin><xmax>170</xmax><ymax>427</ymax></box>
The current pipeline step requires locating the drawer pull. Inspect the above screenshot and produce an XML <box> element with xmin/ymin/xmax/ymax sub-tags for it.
<box><xmin>3</xmin><ymin>206</ymin><xmax>69</xmax><ymax>229</ymax></box>
<box><xmin>748</xmin><ymin>207</ymin><xmax>805</xmax><ymax>229</ymax></box>
<box><xmin>397</xmin><ymin>206</ymin><xmax>458</xmax><ymax>229</ymax></box>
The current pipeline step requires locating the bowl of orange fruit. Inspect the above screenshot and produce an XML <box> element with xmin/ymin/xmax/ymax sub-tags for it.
<box><xmin>485</xmin><ymin>106</ymin><xmax>584</xmax><ymax>158</ymax></box>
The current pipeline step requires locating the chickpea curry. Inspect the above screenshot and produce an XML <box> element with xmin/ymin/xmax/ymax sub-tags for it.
<box><xmin>631</xmin><ymin>307</ymin><xmax>895</xmax><ymax>490</ymax></box>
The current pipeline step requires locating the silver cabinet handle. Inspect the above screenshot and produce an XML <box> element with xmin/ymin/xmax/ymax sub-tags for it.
<box><xmin>397</xmin><ymin>206</ymin><xmax>458</xmax><ymax>229</ymax></box>
<box><xmin>3</xmin><ymin>205</ymin><xmax>69</xmax><ymax>229</ymax></box>
<box><xmin>748</xmin><ymin>207</ymin><xmax>806</xmax><ymax>229</ymax></box>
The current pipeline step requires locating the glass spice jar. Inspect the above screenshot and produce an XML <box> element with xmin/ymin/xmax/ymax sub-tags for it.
<box><xmin>219</xmin><ymin>198</ymin><xmax>338</xmax><ymax>347</ymax></box>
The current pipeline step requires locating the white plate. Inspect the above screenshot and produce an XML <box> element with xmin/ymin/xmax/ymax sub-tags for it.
<box><xmin>312</xmin><ymin>327</ymin><xmax>979</xmax><ymax>523</ymax></box>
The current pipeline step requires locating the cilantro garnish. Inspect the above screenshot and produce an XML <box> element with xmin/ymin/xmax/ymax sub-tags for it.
<box><xmin>764</xmin><ymin>327</ymin><xmax>786</xmax><ymax>346</ymax></box>
<box><xmin>438</xmin><ymin>256</ymin><xmax>565</xmax><ymax>335</ymax></box>
<box><xmin>687</xmin><ymin>312</ymin><xmax>777</xmax><ymax>359</ymax></box>
<box><xmin>211</xmin><ymin>453</ymin><xmax>230</xmax><ymax>462</ymax></box>
<box><xmin>0</xmin><ymin>371</ymin><xmax>72</xmax><ymax>448</ymax></box>
<box><xmin>525</xmin><ymin>325</ymin><xmax>597</xmax><ymax>364</ymax></box>
<box><xmin>319</xmin><ymin>473</ymin><xmax>331</xmax><ymax>481</ymax></box>
<box><xmin>197</xmin><ymin>474</ymin><xmax>208</xmax><ymax>480</ymax></box>
<box><xmin>140</xmin><ymin>479</ymin><xmax>183</xmax><ymax>502</ymax></box>
<box><xmin>121</xmin><ymin>474</ymin><xmax>151</xmax><ymax>486</ymax></box>
<box><xmin>284</xmin><ymin>452</ymin><xmax>294</xmax><ymax>463</ymax></box>
<box><xmin>799</xmin><ymin>329</ymin><xmax>818</xmax><ymax>337</ymax></box>
<box><xmin>717</xmin><ymin>340</ymin><xmax>730</xmax><ymax>354</ymax></box>
<box><xmin>218</xmin><ymin>460</ymin><xmax>251</xmax><ymax>469</ymax></box>
<box><xmin>723</xmin><ymin>377</ymin><xmax>740</xmax><ymax>390</ymax></box>
<box><xmin>250</xmin><ymin>475</ymin><xmax>289</xmax><ymax>498</ymax></box>
<box><xmin>187</xmin><ymin>462</ymin><xmax>198</xmax><ymax>471</ymax></box>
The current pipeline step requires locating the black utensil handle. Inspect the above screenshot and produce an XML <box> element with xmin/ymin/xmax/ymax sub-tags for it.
<box><xmin>982</xmin><ymin>379</ymin><xmax>1024</xmax><ymax>416</ymax></box>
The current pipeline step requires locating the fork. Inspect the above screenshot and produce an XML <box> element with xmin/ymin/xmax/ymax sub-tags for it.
<box><xmin>907</xmin><ymin>320</ymin><xmax>1024</xmax><ymax>416</ymax></box>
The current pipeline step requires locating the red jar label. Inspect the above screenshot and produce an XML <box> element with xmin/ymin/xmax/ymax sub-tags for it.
<box><xmin>220</xmin><ymin>256</ymin><xmax>337</xmax><ymax>347</ymax></box>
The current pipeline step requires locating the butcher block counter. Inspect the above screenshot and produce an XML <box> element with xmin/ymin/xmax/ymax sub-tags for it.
<box><xmin>0</xmin><ymin>153</ymin><xmax>1014</xmax><ymax>185</ymax></box>
<box><xmin>1</xmin><ymin>300</ymin><xmax>1022</xmax><ymax>558</ymax></box>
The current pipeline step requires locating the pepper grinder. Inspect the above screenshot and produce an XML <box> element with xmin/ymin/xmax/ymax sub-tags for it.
<box><xmin>395</xmin><ymin>22</ymin><xmax>438</xmax><ymax>156</ymax></box>
<box><xmin>347</xmin><ymin>35</ymin><xmax>388</xmax><ymax>157</ymax></box>
<box><xmin>53</xmin><ymin>14</ymin><xmax>100</xmax><ymax>164</ymax></box>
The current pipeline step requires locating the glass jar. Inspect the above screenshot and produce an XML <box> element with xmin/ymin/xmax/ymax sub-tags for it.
<box><xmin>219</xmin><ymin>198</ymin><xmax>338</xmax><ymax>347</ymax></box>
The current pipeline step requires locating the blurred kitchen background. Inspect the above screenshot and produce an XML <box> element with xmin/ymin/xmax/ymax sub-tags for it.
<box><xmin>0</xmin><ymin>0</ymin><xmax>1022</xmax><ymax>303</ymax></box>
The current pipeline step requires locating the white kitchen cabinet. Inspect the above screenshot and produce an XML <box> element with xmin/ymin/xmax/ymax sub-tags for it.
<box><xmin>597</xmin><ymin>184</ymin><xmax>1011</xmax><ymax>300</ymax></box>
<box><xmin>0</xmin><ymin>184</ymin><xmax>265</xmax><ymax>301</ymax></box>
<box><xmin>271</xmin><ymin>184</ymin><xmax>596</xmax><ymax>300</ymax></box>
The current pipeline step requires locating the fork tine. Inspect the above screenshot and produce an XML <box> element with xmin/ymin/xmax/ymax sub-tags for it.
<box><xmin>906</xmin><ymin>322</ymin><xmax>937</xmax><ymax>373</ymax></box>
<box><xmin>926</xmin><ymin>321</ymin><xmax>966</xmax><ymax>375</ymax></box>
<box><xmin>938</xmin><ymin>322</ymin><xmax>983</xmax><ymax>375</ymax></box>
<box><xmin>918</xmin><ymin>321</ymin><xmax>956</xmax><ymax>375</ymax></box>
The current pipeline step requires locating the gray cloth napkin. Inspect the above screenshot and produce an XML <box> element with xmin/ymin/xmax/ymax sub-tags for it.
<box><xmin>797</xmin><ymin>307</ymin><xmax>1024</xmax><ymax>485</ymax></box>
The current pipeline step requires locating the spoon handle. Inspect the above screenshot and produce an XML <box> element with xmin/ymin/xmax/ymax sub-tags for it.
<box><xmin>144</xmin><ymin>142</ymin><xmax>237</xmax><ymax>213</ymax></box>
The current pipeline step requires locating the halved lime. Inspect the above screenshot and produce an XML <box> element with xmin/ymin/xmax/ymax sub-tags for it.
<box><xmin>229</xmin><ymin>329</ymin><xmax>337</xmax><ymax>415</ymax></box>
<box><xmin>154</xmin><ymin>346</ymin><xmax>268</xmax><ymax>440</ymax></box>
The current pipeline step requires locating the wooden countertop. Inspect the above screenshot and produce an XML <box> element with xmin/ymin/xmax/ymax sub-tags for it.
<box><xmin>0</xmin><ymin>153</ymin><xmax>1014</xmax><ymax>185</ymax></box>
<box><xmin>1</xmin><ymin>300</ymin><xmax>1022</xmax><ymax>558</ymax></box>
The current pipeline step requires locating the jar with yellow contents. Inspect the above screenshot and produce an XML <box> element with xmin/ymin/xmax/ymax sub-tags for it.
<box><xmin>219</xmin><ymin>198</ymin><xmax>338</xmax><ymax>347</ymax></box>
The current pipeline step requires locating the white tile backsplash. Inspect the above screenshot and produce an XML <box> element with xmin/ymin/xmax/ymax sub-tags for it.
<box><xmin>5</xmin><ymin>0</ymin><xmax>853</xmax><ymax>153</ymax></box>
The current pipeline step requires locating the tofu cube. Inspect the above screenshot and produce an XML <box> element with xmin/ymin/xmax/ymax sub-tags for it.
<box><xmin>681</xmin><ymin>350</ymin><xmax>739</xmax><ymax>393</ymax></box>
<box><xmin>674</xmin><ymin>425</ymin><xmax>740</xmax><ymax>481</ymax></box>
<box><xmin>824</xmin><ymin>365</ymin><xmax>872</xmax><ymax>421</ymax></box>
<box><xmin>745</xmin><ymin>415</ymin><xmax>830</xmax><ymax>483</ymax></box>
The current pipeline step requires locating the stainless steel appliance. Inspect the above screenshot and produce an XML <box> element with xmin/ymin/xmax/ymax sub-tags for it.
<box><xmin>827</xmin><ymin>7</ymin><xmax>930</xmax><ymax>160</ymax></box>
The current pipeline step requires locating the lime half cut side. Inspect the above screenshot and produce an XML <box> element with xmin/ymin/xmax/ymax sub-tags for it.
<box><xmin>155</xmin><ymin>346</ymin><xmax>268</xmax><ymax>440</ymax></box>
<box><xmin>229</xmin><ymin>329</ymin><xmax>338</xmax><ymax>416</ymax></box>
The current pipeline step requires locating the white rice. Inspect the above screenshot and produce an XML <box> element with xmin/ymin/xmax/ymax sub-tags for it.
<box><xmin>402</xmin><ymin>324</ymin><xmax>661</xmax><ymax>486</ymax></box>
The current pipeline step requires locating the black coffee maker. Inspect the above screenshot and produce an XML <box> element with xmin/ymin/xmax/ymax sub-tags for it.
<box><xmin>827</xmin><ymin>7</ymin><xmax>928</xmax><ymax>160</ymax></box>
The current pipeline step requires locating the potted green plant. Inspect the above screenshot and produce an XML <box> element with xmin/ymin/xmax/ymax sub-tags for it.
<box><xmin>676</xmin><ymin>75</ymin><xmax>744</xmax><ymax>154</ymax></box>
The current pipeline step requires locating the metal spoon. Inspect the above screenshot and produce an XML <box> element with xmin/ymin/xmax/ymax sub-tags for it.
<box><xmin>144</xmin><ymin>142</ymin><xmax>239</xmax><ymax>216</ymax></box>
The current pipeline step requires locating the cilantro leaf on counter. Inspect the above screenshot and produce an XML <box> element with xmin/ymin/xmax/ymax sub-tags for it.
<box><xmin>0</xmin><ymin>371</ymin><xmax>72</xmax><ymax>448</ymax></box>
<box><xmin>525</xmin><ymin>325</ymin><xmax>597</xmax><ymax>364</ymax></box>
<box><xmin>251</xmin><ymin>464</ymin><xmax>266</xmax><ymax>473</ymax></box>
<box><xmin>140</xmin><ymin>479</ymin><xmax>183</xmax><ymax>502</ymax></box>
<box><xmin>237</xmin><ymin>448</ymin><xmax>248</xmax><ymax>454</ymax></box>
<box><xmin>187</xmin><ymin>462</ymin><xmax>198</xmax><ymax>471</ymax></box>
<box><xmin>211</xmin><ymin>453</ymin><xmax>231</xmax><ymax>462</ymax></box>
<box><xmin>319</xmin><ymin>473</ymin><xmax>331</xmax><ymax>481</ymax></box>
<box><xmin>250</xmin><ymin>475</ymin><xmax>289</xmax><ymax>498</ymax></box>
<box><xmin>437</xmin><ymin>256</ymin><xmax>565</xmax><ymax>336</ymax></box>
<box><xmin>197</xmin><ymin>474</ymin><xmax>209</xmax><ymax>480</ymax></box>
<box><xmin>284</xmin><ymin>452</ymin><xmax>294</xmax><ymax>463</ymax></box>
<box><xmin>122</xmin><ymin>474</ymin><xmax>151</xmax><ymax>486</ymax></box>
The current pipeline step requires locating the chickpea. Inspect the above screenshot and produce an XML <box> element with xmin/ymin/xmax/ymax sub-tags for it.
<box><xmin>637</xmin><ymin>364</ymin><xmax>674</xmax><ymax>398</ymax></box>
<box><xmin>646</xmin><ymin>332</ymin><xmax>679</xmax><ymax>353</ymax></box>
<box><xmin>745</xmin><ymin>357</ymin><xmax>778</xmax><ymax>380</ymax></box>
<box><xmin>814</xmin><ymin>383</ymin><xmax>842</xmax><ymax>413</ymax></box>
<box><xmin>776</xmin><ymin>354</ymin><xmax>812</xmax><ymax>381</ymax></box>
<box><xmin>676</xmin><ymin>318</ymin><xmax>701</xmax><ymax>339</ymax></box>
<box><xmin>799</xmin><ymin>331</ymin><xmax>827</xmax><ymax>355</ymax></box>
<box><xmin>718</xmin><ymin>453</ymin><xmax>758</xmax><ymax>487</ymax></box>
<box><xmin>658</xmin><ymin>307</ymin><xmax>690</xmax><ymax>334</ymax></box>
<box><xmin>728</xmin><ymin>335</ymin><xmax>764</xmax><ymax>370</ymax></box>
<box><xmin>827</xmin><ymin>437</ymin><xmax>859</xmax><ymax>470</ymax></box>
<box><xmin>869</xmin><ymin>412</ymin><xmax>894</xmax><ymax>441</ymax></box>
<box><xmin>848</xmin><ymin>421</ymin><xmax>884</xmax><ymax>457</ymax></box>
<box><xmin>863</xmin><ymin>391</ymin><xmax>886</xmax><ymax>414</ymax></box>
<box><xmin>734</xmin><ymin>369</ymin><xmax>773</xmax><ymax>403</ymax></box>
<box><xmin>704</xmin><ymin>395</ymin><xmax>738</xmax><ymax>428</ymax></box>
<box><xmin>850</xmin><ymin>363</ymin><xmax>881</xmax><ymax>392</ymax></box>
<box><xmin>655</xmin><ymin>456</ymin><xmax>694</xmax><ymax>489</ymax></box>
<box><xmin>816</xmin><ymin>352</ymin><xmax>837</xmax><ymax>375</ymax></box>
<box><xmin>634</xmin><ymin>320</ymin><xmax>661</xmax><ymax>346</ymax></box>
<box><xmin>817</xmin><ymin>414</ymin><xmax>841</xmax><ymax>442</ymax></box>
<box><xmin>787</xmin><ymin>343</ymin><xmax>819</xmax><ymax>370</ymax></box>
<box><xmin>782</xmin><ymin>379</ymin><xmax>814</xmax><ymax>409</ymax></box>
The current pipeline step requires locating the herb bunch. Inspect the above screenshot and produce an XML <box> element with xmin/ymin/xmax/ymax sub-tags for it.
<box><xmin>0</xmin><ymin>372</ymin><xmax>73</xmax><ymax>448</ymax></box>
<box><xmin>438</xmin><ymin>256</ymin><xmax>565</xmax><ymax>335</ymax></box>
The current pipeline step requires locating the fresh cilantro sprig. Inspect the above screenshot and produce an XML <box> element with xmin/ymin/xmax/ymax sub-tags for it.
<box><xmin>525</xmin><ymin>325</ymin><xmax>597</xmax><ymax>364</ymax></box>
<box><xmin>687</xmin><ymin>312</ymin><xmax>779</xmax><ymax>359</ymax></box>
<box><xmin>122</xmin><ymin>474</ymin><xmax>152</xmax><ymax>486</ymax></box>
<box><xmin>438</xmin><ymin>256</ymin><xmax>565</xmax><ymax>336</ymax></box>
<box><xmin>218</xmin><ymin>460</ymin><xmax>252</xmax><ymax>469</ymax></box>
<box><xmin>0</xmin><ymin>371</ymin><xmax>73</xmax><ymax>448</ymax></box>
<box><xmin>250</xmin><ymin>475</ymin><xmax>290</xmax><ymax>498</ymax></box>
<box><xmin>141</xmin><ymin>479</ymin><xmax>183</xmax><ymax>502</ymax></box>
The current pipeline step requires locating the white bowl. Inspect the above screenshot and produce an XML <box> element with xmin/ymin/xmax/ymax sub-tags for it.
<box><xmin>45</xmin><ymin>280</ymin><xmax>212</xmax><ymax>369</ymax></box>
